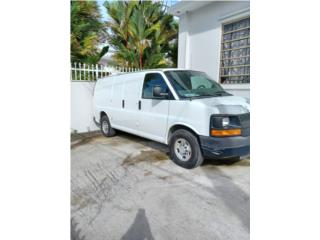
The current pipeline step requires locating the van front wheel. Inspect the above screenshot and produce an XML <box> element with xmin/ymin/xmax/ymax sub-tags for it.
<box><xmin>169</xmin><ymin>129</ymin><xmax>203</xmax><ymax>169</ymax></box>
<box><xmin>100</xmin><ymin>115</ymin><xmax>116</xmax><ymax>137</ymax></box>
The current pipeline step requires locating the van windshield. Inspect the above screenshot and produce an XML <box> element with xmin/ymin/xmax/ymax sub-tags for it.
<box><xmin>164</xmin><ymin>70</ymin><xmax>230</xmax><ymax>99</ymax></box>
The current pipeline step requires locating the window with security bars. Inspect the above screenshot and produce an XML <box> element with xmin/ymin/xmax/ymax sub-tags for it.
<box><xmin>220</xmin><ymin>17</ymin><xmax>250</xmax><ymax>84</ymax></box>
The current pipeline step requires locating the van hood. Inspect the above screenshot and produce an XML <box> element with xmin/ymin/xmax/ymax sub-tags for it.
<box><xmin>193</xmin><ymin>95</ymin><xmax>250</xmax><ymax>115</ymax></box>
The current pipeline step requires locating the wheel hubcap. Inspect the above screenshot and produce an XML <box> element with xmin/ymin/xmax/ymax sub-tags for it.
<box><xmin>102</xmin><ymin>120</ymin><xmax>109</xmax><ymax>133</ymax></box>
<box><xmin>174</xmin><ymin>138</ymin><xmax>192</xmax><ymax>162</ymax></box>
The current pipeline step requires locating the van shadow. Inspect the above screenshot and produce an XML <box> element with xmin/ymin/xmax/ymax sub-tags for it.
<box><xmin>201</xmin><ymin>166</ymin><xmax>250</xmax><ymax>231</ymax></box>
<box><xmin>115</xmin><ymin>131</ymin><xmax>250</xmax><ymax>231</ymax></box>
<box><xmin>115</xmin><ymin>130</ymin><xmax>244</xmax><ymax>165</ymax></box>
<box><xmin>120</xmin><ymin>208</ymin><xmax>155</xmax><ymax>240</ymax></box>
<box><xmin>116</xmin><ymin>130</ymin><xmax>170</xmax><ymax>156</ymax></box>
<box><xmin>114</xmin><ymin>131</ymin><xmax>250</xmax><ymax>231</ymax></box>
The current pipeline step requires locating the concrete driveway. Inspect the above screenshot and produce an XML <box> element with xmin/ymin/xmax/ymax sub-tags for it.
<box><xmin>71</xmin><ymin>132</ymin><xmax>250</xmax><ymax>240</ymax></box>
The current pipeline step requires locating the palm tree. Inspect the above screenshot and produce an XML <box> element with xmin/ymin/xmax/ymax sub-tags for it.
<box><xmin>104</xmin><ymin>1</ymin><xmax>137</xmax><ymax>49</ymax></box>
<box><xmin>71</xmin><ymin>1</ymin><xmax>108</xmax><ymax>64</ymax></box>
<box><xmin>104</xmin><ymin>0</ymin><xmax>178</xmax><ymax>69</ymax></box>
<box><xmin>104</xmin><ymin>1</ymin><xmax>138</xmax><ymax>67</ymax></box>
<box><xmin>128</xmin><ymin>8</ymin><xmax>160</xmax><ymax>68</ymax></box>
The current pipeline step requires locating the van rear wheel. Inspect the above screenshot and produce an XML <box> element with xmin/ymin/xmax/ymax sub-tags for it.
<box><xmin>169</xmin><ymin>129</ymin><xmax>203</xmax><ymax>169</ymax></box>
<box><xmin>100</xmin><ymin>114</ymin><xmax>116</xmax><ymax>137</ymax></box>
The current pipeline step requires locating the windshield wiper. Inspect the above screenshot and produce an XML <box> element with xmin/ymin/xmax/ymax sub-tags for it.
<box><xmin>187</xmin><ymin>95</ymin><xmax>215</xmax><ymax>100</ymax></box>
<box><xmin>211</xmin><ymin>90</ymin><xmax>231</xmax><ymax>96</ymax></box>
<box><xmin>183</xmin><ymin>90</ymin><xmax>231</xmax><ymax>100</ymax></box>
<box><xmin>213</xmin><ymin>90</ymin><xmax>226</xmax><ymax>94</ymax></box>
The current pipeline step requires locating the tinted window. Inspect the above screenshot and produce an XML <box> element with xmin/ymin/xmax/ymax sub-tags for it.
<box><xmin>142</xmin><ymin>73</ymin><xmax>169</xmax><ymax>99</ymax></box>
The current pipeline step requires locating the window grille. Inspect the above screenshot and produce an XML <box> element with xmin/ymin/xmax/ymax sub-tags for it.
<box><xmin>220</xmin><ymin>17</ymin><xmax>250</xmax><ymax>84</ymax></box>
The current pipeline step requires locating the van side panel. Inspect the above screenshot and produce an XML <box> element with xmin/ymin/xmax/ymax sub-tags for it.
<box><xmin>120</xmin><ymin>75</ymin><xmax>144</xmax><ymax>130</ymax></box>
<box><xmin>94</xmin><ymin>72</ymin><xmax>146</xmax><ymax>130</ymax></box>
<box><xmin>166</xmin><ymin>100</ymin><xmax>211</xmax><ymax>143</ymax></box>
<box><xmin>108</xmin><ymin>77</ymin><xmax>125</xmax><ymax>126</ymax></box>
<box><xmin>93</xmin><ymin>77</ymin><xmax>114</xmax><ymax>122</ymax></box>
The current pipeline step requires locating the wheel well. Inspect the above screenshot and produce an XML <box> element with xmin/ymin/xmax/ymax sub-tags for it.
<box><xmin>100</xmin><ymin>111</ymin><xmax>107</xmax><ymax>120</ymax></box>
<box><xmin>167</xmin><ymin>125</ymin><xmax>199</xmax><ymax>143</ymax></box>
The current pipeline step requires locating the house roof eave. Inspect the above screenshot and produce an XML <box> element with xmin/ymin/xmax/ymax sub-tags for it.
<box><xmin>168</xmin><ymin>1</ymin><xmax>212</xmax><ymax>16</ymax></box>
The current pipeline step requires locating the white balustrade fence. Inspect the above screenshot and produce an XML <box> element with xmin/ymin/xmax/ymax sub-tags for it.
<box><xmin>71</xmin><ymin>62</ymin><xmax>143</xmax><ymax>81</ymax></box>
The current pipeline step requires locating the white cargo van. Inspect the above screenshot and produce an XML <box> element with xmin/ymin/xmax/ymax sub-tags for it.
<box><xmin>93</xmin><ymin>69</ymin><xmax>250</xmax><ymax>169</ymax></box>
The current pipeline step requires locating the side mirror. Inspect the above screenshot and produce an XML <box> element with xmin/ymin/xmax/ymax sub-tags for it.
<box><xmin>153</xmin><ymin>85</ymin><xmax>168</xmax><ymax>98</ymax></box>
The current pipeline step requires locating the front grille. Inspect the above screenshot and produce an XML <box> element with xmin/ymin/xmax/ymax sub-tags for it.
<box><xmin>239</xmin><ymin>113</ymin><xmax>250</xmax><ymax>137</ymax></box>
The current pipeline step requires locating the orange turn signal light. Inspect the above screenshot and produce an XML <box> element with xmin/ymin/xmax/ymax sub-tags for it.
<box><xmin>211</xmin><ymin>128</ymin><xmax>241</xmax><ymax>137</ymax></box>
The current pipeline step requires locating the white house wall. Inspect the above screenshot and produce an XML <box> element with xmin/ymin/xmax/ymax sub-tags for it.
<box><xmin>177</xmin><ymin>1</ymin><xmax>250</xmax><ymax>98</ymax></box>
<box><xmin>178</xmin><ymin>14</ymin><xmax>188</xmax><ymax>70</ymax></box>
<box><xmin>71</xmin><ymin>81</ymin><xmax>99</xmax><ymax>133</ymax></box>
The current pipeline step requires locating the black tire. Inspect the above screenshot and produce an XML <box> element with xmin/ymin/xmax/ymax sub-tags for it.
<box><xmin>100</xmin><ymin>114</ymin><xmax>116</xmax><ymax>137</ymax></box>
<box><xmin>169</xmin><ymin>129</ymin><xmax>204</xmax><ymax>169</ymax></box>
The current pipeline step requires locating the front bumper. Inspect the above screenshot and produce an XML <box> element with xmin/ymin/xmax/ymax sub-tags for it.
<box><xmin>199</xmin><ymin>135</ymin><xmax>250</xmax><ymax>159</ymax></box>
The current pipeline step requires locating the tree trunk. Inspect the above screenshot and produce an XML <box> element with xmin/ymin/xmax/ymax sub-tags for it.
<box><xmin>139</xmin><ymin>49</ymin><xmax>143</xmax><ymax>69</ymax></box>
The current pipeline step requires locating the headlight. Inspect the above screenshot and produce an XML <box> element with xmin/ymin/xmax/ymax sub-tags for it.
<box><xmin>222</xmin><ymin>117</ymin><xmax>230</xmax><ymax>128</ymax></box>
<box><xmin>210</xmin><ymin>115</ymin><xmax>242</xmax><ymax>137</ymax></box>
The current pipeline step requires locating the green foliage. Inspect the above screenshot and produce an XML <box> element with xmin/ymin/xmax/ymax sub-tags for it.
<box><xmin>104</xmin><ymin>1</ymin><xmax>178</xmax><ymax>68</ymax></box>
<box><xmin>167</xmin><ymin>39</ymin><xmax>178</xmax><ymax>67</ymax></box>
<box><xmin>71</xmin><ymin>1</ymin><xmax>108</xmax><ymax>64</ymax></box>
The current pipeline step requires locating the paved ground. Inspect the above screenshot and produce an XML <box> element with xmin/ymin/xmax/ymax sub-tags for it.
<box><xmin>71</xmin><ymin>132</ymin><xmax>250</xmax><ymax>240</ymax></box>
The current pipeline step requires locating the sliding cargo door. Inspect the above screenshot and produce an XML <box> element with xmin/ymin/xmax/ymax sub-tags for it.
<box><xmin>121</xmin><ymin>76</ymin><xmax>143</xmax><ymax>131</ymax></box>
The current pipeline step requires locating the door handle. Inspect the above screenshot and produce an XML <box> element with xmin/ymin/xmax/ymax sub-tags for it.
<box><xmin>138</xmin><ymin>100</ymin><xmax>141</xmax><ymax>110</ymax></box>
<box><xmin>122</xmin><ymin>100</ymin><xmax>125</xmax><ymax>108</ymax></box>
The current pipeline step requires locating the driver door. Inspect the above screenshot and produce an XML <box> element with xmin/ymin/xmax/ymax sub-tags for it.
<box><xmin>138</xmin><ymin>73</ymin><xmax>173</xmax><ymax>143</ymax></box>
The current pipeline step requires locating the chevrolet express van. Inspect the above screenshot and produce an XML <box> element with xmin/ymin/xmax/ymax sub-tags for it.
<box><xmin>93</xmin><ymin>69</ymin><xmax>250</xmax><ymax>169</ymax></box>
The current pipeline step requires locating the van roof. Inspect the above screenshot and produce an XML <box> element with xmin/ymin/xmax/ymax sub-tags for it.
<box><xmin>111</xmin><ymin>68</ymin><xmax>192</xmax><ymax>76</ymax></box>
